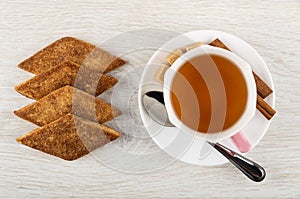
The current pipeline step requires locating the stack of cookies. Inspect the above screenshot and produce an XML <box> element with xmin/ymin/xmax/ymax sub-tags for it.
<box><xmin>14</xmin><ymin>37</ymin><xmax>126</xmax><ymax>161</ymax></box>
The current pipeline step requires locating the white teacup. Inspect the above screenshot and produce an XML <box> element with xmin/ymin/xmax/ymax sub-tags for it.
<box><xmin>163</xmin><ymin>45</ymin><xmax>257</xmax><ymax>142</ymax></box>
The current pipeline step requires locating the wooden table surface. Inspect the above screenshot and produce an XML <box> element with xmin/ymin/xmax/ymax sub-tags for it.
<box><xmin>1</xmin><ymin>0</ymin><xmax>299</xmax><ymax>198</ymax></box>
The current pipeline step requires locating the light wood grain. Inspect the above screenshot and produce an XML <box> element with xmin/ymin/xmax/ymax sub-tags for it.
<box><xmin>0</xmin><ymin>0</ymin><xmax>300</xmax><ymax>198</ymax></box>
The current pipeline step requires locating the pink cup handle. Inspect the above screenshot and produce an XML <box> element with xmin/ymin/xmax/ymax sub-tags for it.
<box><xmin>230</xmin><ymin>131</ymin><xmax>252</xmax><ymax>153</ymax></box>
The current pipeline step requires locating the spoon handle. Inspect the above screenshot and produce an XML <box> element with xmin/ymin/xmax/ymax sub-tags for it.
<box><xmin>208</xmin><ymin>142</ymin><xmax>266</xmax><ymax>182</ymax></box>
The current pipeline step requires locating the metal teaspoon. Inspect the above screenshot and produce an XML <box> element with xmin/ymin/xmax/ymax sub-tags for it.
<box><xmin>142</xmin><ymin>91</ymin><xmax>266</xmax><ymax>182</ymax></box>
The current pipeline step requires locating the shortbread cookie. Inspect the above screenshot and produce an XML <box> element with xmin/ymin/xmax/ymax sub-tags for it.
<box><xmin>14</xmin><ymin>85</ymin><xmax>121</xmax><ymax>126</ymax></box>
<box><xmin>16</xmin><ymin>114</ymin><xmax>121</xmax><ymax>161</ymax></box>
<box><xmin>15</xmin><ymin>61</ymin><xmax>118</xmax><ymax>100</ymax></box>
<box><xmin>18</xmin><ymin>37</ymin><xmax>125</xmax><ymax>74</ymax></box>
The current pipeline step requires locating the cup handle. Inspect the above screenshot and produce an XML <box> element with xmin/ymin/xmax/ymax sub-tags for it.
<box><xmin>230</xmin><ymin>131</ymin><xmax>251</xmax><ymax>153</ymax></box>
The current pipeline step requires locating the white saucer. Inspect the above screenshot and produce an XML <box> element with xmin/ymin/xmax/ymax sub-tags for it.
<box><xmin>138</xmin><ymin>30</ymin><xmax>275</xmax><ymax>166</ymax></box>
